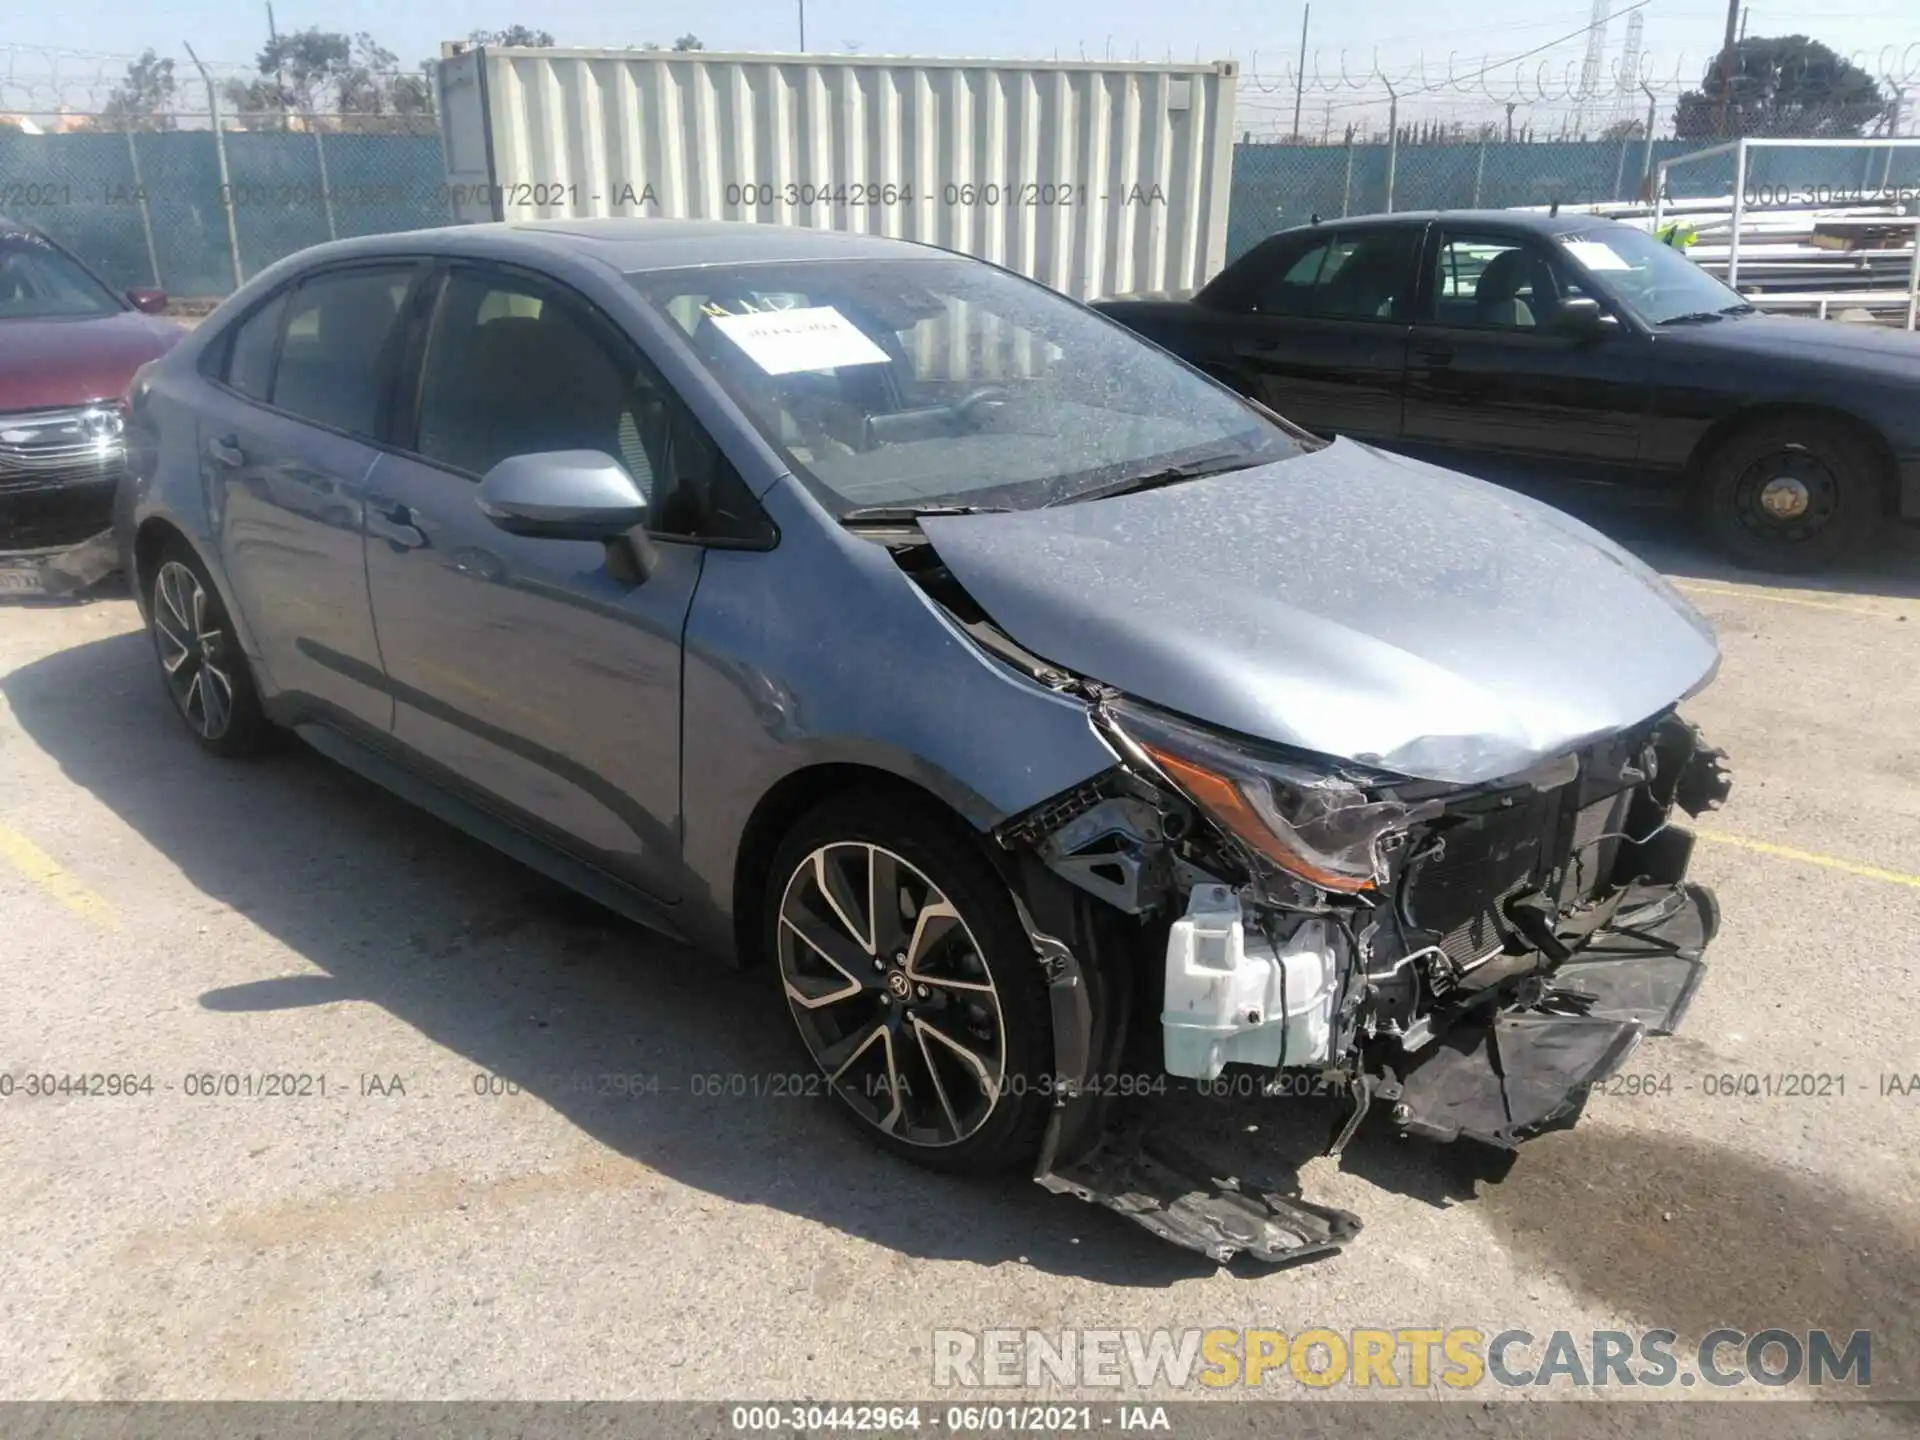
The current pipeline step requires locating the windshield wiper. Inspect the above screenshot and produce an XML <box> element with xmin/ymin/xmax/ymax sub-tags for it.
<box><xmin>1718</xmin><ymin>301</ymin><xmax>1758</xmax><ymax>315</ymax></box>
<box><xmin>1044</xmin><ymin>454</ymin><xmax>1256</xmax><ymax>508</ymax></box>
<box><xmin>1658</xmin><ymin>310</ymin><xmax>1727</xmax><ymax>325</ymax></box>
<box><xmin>839</xmin><ymin>502</ymin><xmax>1014</xmax><ymax>525</ymax></box>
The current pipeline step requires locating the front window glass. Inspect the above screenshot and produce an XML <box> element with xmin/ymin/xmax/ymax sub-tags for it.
<box><xmin>0</xmin><ymin>233</ymin><xmax>122</xmax><ymax>319</ymax></box>
<box><xmin>1428</xmin><ymin>232</ymin><xmax>1588</xmax><ymax>331</ymax></box>
<box><xmin>629</xmin><ymin>258</ymin><xmax>1303</xmax><ymax>514</ymax></box>
<box><xmin>1553</xmin><ymin>227</ymin><xmax>1748</xmax><ymax>325</ymax></box>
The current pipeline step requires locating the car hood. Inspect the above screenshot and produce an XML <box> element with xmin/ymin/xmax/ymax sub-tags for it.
<box><xmin>0</xmin><ymin>311</ymin><xmax>185</xmax><ymax>412</ymax></box>
<box><xmin>920</xmin><ymin>438</ymin><xmax>1720</xmax><ymax>786</ymax></box>
<box><xmin>1659</xmin><ymin>311</ymin><xmax>1920</xmax><ymax>367</ymax></box>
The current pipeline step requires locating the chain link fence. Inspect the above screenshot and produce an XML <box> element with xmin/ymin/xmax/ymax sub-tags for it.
<box><xmin>1</xmin><ymin>110</ymin><xmax>449</xmax><ymax>299</ymax></box>
<box><xmin>1228</xmin><ymin>132</ymin><xmax>1920</xmax><ymax>260</ymax></box>
<box><xmin>7</xmin><ymin>87</ymin><xmax>1916</xmax><ymax>298</ymax></box>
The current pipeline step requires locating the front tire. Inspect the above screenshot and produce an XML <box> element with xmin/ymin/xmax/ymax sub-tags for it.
<box><xmin>1699</xmin><ymin>416</ymin><xmax>1885</xmax><ymax>572</ymax></box>
<box><xmin>147</xmin><ymin>542</ymin><xmax>271</xmax><ymax>757</ymax></box>
<box><xmin>764</xmin><ymin>791</ymin><xmax>1055</xmax><ymax>1175</ymax></box>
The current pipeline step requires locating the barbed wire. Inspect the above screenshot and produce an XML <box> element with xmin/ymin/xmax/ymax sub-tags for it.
<box><xmin>5</xmin><ymin>36</ymin><xmax>1915</xmax><ymax>136</ymax></box>
<box><xmin>1231</xmin><ymin>35</ymin><xmax>1920</xmax><ymax>137</ymax></box>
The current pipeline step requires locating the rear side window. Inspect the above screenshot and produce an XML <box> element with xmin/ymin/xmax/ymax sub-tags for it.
<box><xmin>221</xmin><ymin>292</ymin><xmax>286</xmax><ymax>402</ymax></box>
<box><xmin>1255</xmin><ymin>228</ymin><xmax>1419</xmax><ymax>321</ymax></box>
<box><xmin>270</xmin><ymin>267</ymin><xmax>415</xmax><ymax>439</ymax></box>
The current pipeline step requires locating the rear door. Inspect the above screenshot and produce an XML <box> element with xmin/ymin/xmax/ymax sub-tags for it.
<box><xmin>360</xmin><ymin>262</ymin><xmax>731</xmax><ymax>900</ymax></box>
<box><xmin>199</xmin><ymin>261</ymin><xmax>424</xmax><ymax>732</ymax></box>
<box><xmin>1397</xmin><ymin>226</ymin><xmax>1647</xmax><ymax>486</ymax></box>
<box><xmin>1202</xmin><ymin>224</ymin><xmax>1422</xmax><ymax>441</ymax></box>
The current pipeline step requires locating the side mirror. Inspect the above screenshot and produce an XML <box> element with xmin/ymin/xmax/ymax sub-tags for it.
<box><xmin>479</xmin><ymin>450</ymin><xmax>660</xmax><ymax>583</ymax></box>
<box><xmin>126</xmin><ymin>287</ymin><xmax>168</xmax><ymax>314</ymax></box>
<box><xmin>478</xmin><ymin>450</ymin><xmax>648</xmax><ymax>540</ymax></box>
<box><xmin>1550</xmin><ymin>296</ymin><xmax>1607</xmax><ymax>336</ymax></box>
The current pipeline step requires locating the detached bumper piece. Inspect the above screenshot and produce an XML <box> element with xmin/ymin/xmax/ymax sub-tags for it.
<box><xmin>0</xmin><ymin>532</ymin><xmax>120</xmax><ymax>599</ymax></box>
<box><xmin>1394</xmin><ymin>1013</ymin><xmax>1642</xmax><ymax>1148</ymax></box>
<box><xmin>1038</xmin><ymin>1117</ymin><xmax>1361</xmax><ymax>1266</ymax></box>
<box><xmin>1393</xmin><ymin>880</ymin><xmax>1719</xmax><ymax>1149</ymax></box>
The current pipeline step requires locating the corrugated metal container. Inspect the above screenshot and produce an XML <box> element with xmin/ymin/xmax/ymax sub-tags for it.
<box><xmin>434</xmin><ymin>48</ymin><xmax>1238</xmax><ymax>299</ymax></box>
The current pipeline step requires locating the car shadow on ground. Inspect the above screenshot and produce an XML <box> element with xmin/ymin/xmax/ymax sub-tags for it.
<box><xmin>13</xmin><ymin>629</ymin><xmax>1920</xmax><ymax>1334</ymax></box>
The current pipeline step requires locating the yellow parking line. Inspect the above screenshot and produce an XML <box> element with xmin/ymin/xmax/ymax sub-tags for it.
<box><xmin>0</xmin><ymin>821</ymin><xmax>121</xmax><ymax>929</ymax></box>
<box><xmin>1671</xmin><ymin>580</ymin><xmax>1908</xmax><ymax>619</ymax></box>
<box><xmin>1695</xmin><ymin>828</ymin><xmax>1920</xmax><ymax>890</ymax></box>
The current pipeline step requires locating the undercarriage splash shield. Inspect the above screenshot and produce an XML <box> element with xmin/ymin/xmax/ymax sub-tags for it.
<box><xmin>1549</xmin><ymin>882</ymin><xmax>1718</xmax><ymax>1036</ymax></box>
<box><xmin>1394</xmin><ymin>1013</ymin><xmax>1644</xmax><ymax>1149</ymax></box>
<box><xmin>1038</xmin><ymin>1120</ymin><xmax>1361</xmax><ymax>1266</ymax></box>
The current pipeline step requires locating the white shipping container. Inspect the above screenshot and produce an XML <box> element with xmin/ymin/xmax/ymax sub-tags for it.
<box><xmin>434</xmin><ymin>48</ymin><xmax>1237</xmax><ymax>300</ymax></box>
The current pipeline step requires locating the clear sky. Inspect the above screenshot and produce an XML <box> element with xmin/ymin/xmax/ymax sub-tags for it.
<box><xmin>4</xmin><ymin>0</ymin><xmax>1915</xmax><ymax>128</ymax></box>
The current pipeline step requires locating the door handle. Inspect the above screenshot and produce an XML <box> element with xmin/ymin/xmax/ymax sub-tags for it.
<box><xmin>1413</xmin><ymin>345</ymin><xmax>1455</xmax><ymax>366</ymax></box>
<box><xmin>206</xmin><ymin>435</ymin><xmax>245</xmax><ymax>467</ymax></box>
<box><xmin>366</xmin><ymin>499</ymin><xmax>430</xmax><ymax>553</ymax></box>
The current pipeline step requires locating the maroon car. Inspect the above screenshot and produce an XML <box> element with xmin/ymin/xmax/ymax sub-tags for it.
<box><xmin>0</xmin><ymin>218</ymin><xmax>184</xmax><ymax>596</ymax></box>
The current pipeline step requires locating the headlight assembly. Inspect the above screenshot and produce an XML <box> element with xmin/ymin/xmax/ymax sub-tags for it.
<box><xmin>1106</xmin><ymin>698</ymin><xmax>1430</xmax><ymax>894</ymax></box>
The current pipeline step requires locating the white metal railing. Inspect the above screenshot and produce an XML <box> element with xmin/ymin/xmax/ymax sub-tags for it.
<box><xmin>1652</xmin><ymin>137</ymin><xmax>1920</xmax><ymax>331</ymax></box>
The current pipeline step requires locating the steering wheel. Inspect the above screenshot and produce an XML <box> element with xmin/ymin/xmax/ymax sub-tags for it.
<box><xmin>953</xmin><ymin>386</ymin><xmax>1012</xmax><ymax>425</ymax></box>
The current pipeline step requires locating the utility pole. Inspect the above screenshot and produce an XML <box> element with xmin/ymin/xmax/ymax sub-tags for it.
<box><xmin>798</xmin><ymin>0</ymin><xmax>807</xmax><ymax>51</ymax></box>
<box><xmin>1504</xmin><ymin>100</ymin><xmax>1516</xmax><ymax>143</ymax></box>
<box><xmin>1713</xmin><ymin>0</ymin><xmax>1740</xmax><ymax>137</ymax></box>
<box><xmin>1290</xmin><ymin>5</ymin><xmax>1310</xmax><ymax>142</ymax></box>
<box><xmin>266</xmin><ymin>2</ymin><xmax>285</xmax><ymax>101</ymax></box>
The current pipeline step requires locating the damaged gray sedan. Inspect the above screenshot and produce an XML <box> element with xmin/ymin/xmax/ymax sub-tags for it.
<box><xmin>118</xmin><ymin>221</ymin><xmax>1732</xmax><ymax>1264</ymax></box>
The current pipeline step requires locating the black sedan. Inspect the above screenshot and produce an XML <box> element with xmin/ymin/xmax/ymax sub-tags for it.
<box><xmin>1095</xmin><ymin>210</ymin><xmax>1920</xmax><ymax>570</ymax></box>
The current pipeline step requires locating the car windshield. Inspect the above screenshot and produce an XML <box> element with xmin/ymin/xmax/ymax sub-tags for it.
<box><xmin>627</xmin><ymin>257</ymin><xmax>1303</xmax><ymax>515</ymax></box>
<box><xmin>0</xmin><ymin>233</ymin><xmax>123</xmax><ymax>319</ymax></box>
<box><xmin>1554</xmin><ymin>226</ymin><xmax>1749</xmax><ymax>326</ymax></box>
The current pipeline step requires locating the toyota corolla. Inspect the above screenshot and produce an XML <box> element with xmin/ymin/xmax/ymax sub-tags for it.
<box><xmin>116</xmin><ymin>220</ymin><xmax>1733</xmax><ymax>1263</ymax></box>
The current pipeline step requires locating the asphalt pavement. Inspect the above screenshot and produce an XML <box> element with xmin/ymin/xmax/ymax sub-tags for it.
<box><xmin>1</xmin><ymin>511</ymin><xmax>1916</xmax><ymax>1416</ymax></box>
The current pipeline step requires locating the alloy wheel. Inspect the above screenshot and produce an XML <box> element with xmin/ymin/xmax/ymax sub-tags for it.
<box><xmin>153</xmin><ymin>560</ymin><xmax>235</xmax><ymax>741</ymax></box>
<box><xmin>777</xmin><ymin>842</ymin><xmax>1007</xmax><ymax>1147</ymax></box>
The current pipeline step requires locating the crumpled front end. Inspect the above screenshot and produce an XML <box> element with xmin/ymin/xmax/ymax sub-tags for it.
<box><xmin>991</xmin><ymin>691</ymin><xmax>1732</xmax><ymax>1266</ymax></box>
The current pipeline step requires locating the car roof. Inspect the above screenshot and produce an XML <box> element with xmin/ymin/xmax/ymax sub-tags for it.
<box><xmin>263</xmin><ymin>218</ymin><xmax>947</xmax><ymax>277</ymax></box>
<box><xmin>1265</xmin><ymin>208</ymin><xmax>1623</xmax><ymax>240</ymax></box>
<box><xmin>0</xmin><ymin>214</ymin><xmax>44</xmax><ymax>238</ymax></box>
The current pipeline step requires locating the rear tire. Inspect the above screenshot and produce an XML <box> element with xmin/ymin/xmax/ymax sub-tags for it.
<box><xmin>146</xmin><ymin>541</ymin><xmax>272</xmax><ymax>758</ymax></box>
<box><xmin>762</xmin><ymin>790</ymin><xmax>1055</xmax><ymax>1176</ymax></box>
<box><xmin>1698</xmin><ymin>416</ymin><xmax>1885</xmax><ymax>572</ymax></box>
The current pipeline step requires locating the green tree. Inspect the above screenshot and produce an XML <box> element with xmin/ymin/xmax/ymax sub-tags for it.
<box><xmin>469</xmin><ymin>26</ymin><xmax>556</xmax><ymax>47</ymax></box>
<box><xmin>1674</xmin><ymin>35</ymin><xmax>1886</xmax><ymax>138</ymax></box>
<box><xmin>96</xmin><ymin>49</ymin><xmax>178</xmax><ymax>132</ymax></box>
<box><xmin>224</xmin><ymin>29</ymin><xmax>433</xmax><ymax>132</ymax></box>
<box><xmin>671</xmin><ymin>34</ymin><xmax>705</xmax><ymax>51</ymax></box>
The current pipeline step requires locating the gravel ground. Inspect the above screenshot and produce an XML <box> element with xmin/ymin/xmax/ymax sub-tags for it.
<box><xmin>0</xmin><ymin>511</ymin><xmax>1916</xmax><ymax>1419</ymax></box>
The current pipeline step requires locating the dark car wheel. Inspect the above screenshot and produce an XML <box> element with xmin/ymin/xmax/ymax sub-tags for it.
<box><xmin>148</xmin><ymin>543</ymin><xmax>271</xmax><ymax>757</ymax></box>
<box><xmin>1700</xmin><ymin>417</ymin><xmax>1885</xmax><ymax>572</ymax></box>
<box><xmin>764</xmin><ymin>791</ymin><xmax>1054</xmax><ymax>1175</ymax></box>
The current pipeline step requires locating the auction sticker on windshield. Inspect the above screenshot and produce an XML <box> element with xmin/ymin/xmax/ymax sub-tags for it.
<box><xmin>710</xmin><ymin>305</ymin><xmax>892</xmax><ymax>375</ymax></box>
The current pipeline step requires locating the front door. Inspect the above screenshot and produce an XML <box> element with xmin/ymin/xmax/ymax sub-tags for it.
<box><xmin>1397</xmin><ymin>228</ymin><xmax>1647</xmax><ymax>487</ymax></box>
<box><xmin>362</xmin><ymin>264</ymin><xmax>705</xmax><ymax>899</ymax></box>
<box><xmin>203</xmin><ymin>262</ymin><xmax>423</xmax><ymax>732</ymax></box>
